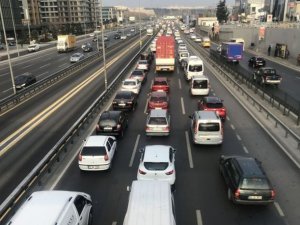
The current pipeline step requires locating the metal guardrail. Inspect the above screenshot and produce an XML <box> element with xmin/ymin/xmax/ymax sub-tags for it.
<box><xmin>0</xmin><ymin>34</ymin><xmax>154</xmax><ymax>223</ymax></box>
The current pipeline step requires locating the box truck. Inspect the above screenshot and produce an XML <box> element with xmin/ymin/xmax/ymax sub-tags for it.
<box><xmin>57</xmin><ymin>35</ymin><xmax>76</xmax><ymax>53</ymax></box>
<box><xmin>155</xmin><ymin>36</ymin><xmax>175</xmax><ymax>72</ymax></box>
<box><xmin>220</xmin><ymin>42</ymin><xmax>243</xmax><ymax>63</ymax></box>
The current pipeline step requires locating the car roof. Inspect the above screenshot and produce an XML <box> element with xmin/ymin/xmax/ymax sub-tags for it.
<box><xmin>203</xmin><ymin>96</ymin><xmax>222</xmax><ymax>103</ymax></box>
<box><xmin>234</xmin><ymin>157</ymin><xmax>266</xmax><ymax>178</ymax></box>
<box><xmin>124</xmin><ymin>78</ymin><xmax>138</xmax><ymax>82</ymax></box>
<box><xmin>144</xmin><ymin>145</ymin><xmax>171</xmax><ymax>162</ymax></box>
<box><xmin>116</xmin><ymin>91</ymin><xmax>133</xmax><ymax>98</ymax></box>
<box><xmin>85</xmin><ymin>135</ymin><xmax>108</xmax><ymax>146</ymax></box>
<box><xmin>153</xmin><ymin>77</ymin><xmax>167</xmax><ymax>82</ymax></box>
<box><xmin>149</xmin><ymin>109</ymin><xmax>168</xmax><ymax>117</ymax></box>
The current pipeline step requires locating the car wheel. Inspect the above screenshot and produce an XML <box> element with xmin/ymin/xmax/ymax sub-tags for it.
<box><xmin>227</xmin><ymin>188</ymin><xmax>233</xmax><ymax>201</ymax></box>
<box><xmin>88</xmin><ymin>209</ymin><xmax>93</xmax><ymax>225</ymax></box>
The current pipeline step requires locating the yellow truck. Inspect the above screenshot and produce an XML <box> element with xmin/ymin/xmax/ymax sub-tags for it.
<box><xmin>57</xmin><ymin>35</ymin><xmax>76</xmax><ymax>53</ymax></box>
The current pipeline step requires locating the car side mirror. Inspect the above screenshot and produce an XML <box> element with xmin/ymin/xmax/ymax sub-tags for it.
<box><xmin>139</xmin><ymin>148</ymin><xmax>144</xmax><ymax>153</ymax></box>
<box><xmin>172</xmin><ymin>148</ymin><xmax>176</xmax><ymax>153</ymax></box>
<box><xmin>188</xmin><ymin>115</ymin><xmax>192</xmax><ymax>119</ymax></box>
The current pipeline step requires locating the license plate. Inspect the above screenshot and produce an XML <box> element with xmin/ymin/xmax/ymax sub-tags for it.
<box><xmin>248</xmin><ymin>196</ymin><xmax>262</xmax><ymax>200</ymax></box>
<box><xmin>88</xmin><ymin>165</ymin><xmax>98</xmax><ymax>169</ymax></box>
<box><xmin>119</xmin><ymin>103</ymin><xmax>125</xmax><ymax>106</ymax></box>
<box><xmin>104</xmin><ymin>127</ymin><xmax>112</xmax><ymax>130</ymax></box>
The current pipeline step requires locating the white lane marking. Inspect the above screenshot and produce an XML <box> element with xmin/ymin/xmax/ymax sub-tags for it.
<box><xmin>178</xmin><ymin>78</ymin><xmax>182</xmax><ymax>89</ymax></box>
<box><xmin>176</xmin><ymin>66</ymin><xmax>179</xmax><ymax>74</ymax></box>
<box><xmin>181</xmin><ymin>97</ymin><xmax>186</xmax><ymax>115</ymax></box>
<box><xmin>36</xmin><ymin>71</ymin><xmax>49</xmax><ymax>78</ymax></box>
<box><xmin>274</xmin><ymin>202</ymin><xmax>285</xmax><ymax>217</ymax></box>
<box><xmin>144</xmin><ymin>99</ymin><xmax>149</xmax><ymax>114</ymax></box>
<box><xmin>295</xmin><ymin>77</ymin><xmax>300</xmax><ymax>80</ymax></box>
<box><xmin>236</xmin><ymin>134</ymin><xmax>241</xmax><ymax>141</ymax></box>
<box><xmin>196</xmin><ymin>210</ymin><xmax>203</xmax><ymax>225</ymax></box>
<box><xmin>0</xmin><ymin>72</ymin><xmax>9</xmax><ymax>77</ymax></box>
<box><xmin>230</xmin><ymin>124</ymin><xmax>235</xmax><ymax>130</ymax></box>
<box><xmin>212</xmin><ymin>92</ymin><xmax>216</xmax><ymax>96</ymax></box>
<box><xmin>112</xmin><ymin>222</ymin><xmax>117</xmax><ymax>225</ymax></box>
<box><xmin>59</xmin><ymin>63</ymin><xmax>68</xmax><ymax>68</ymax></box>
<box><xmin>185</xmin><ymin>131</ymin><xmax>194</xmax><ymax>168</ymax></box>
<box><xmin>21</xmin><ymin>72</ymin><xmax>30</xmax><ymax>76</ymax></box>
<box><xmin>39</xmin><ymin>63</ymin><xmax>50</xmax><ymax>69</ymax></box>
<box><xmin>23</xmin><ymin>64</ymin><xmax>32</xmax><ymax>68</ymax></box>
<box><xmin>227</xmin><ymin>116</ymin><xmax>230</xmax><ymax>121</ymax></box>
<box><xmin>2</xmin><ymin>88</ymin><xmax>13</xmax><ymax>93</ymax></box>
<box><xmin>129</xmin><ymin>134</ymin><xmax>140</xmax><ymax>167</ymax></box>
<box><xmin>243</xmin><ymin>146</ymin><xmax>249</xmax><ymax>154</ymax></box>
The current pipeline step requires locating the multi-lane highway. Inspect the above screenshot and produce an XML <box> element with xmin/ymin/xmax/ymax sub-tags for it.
<box><xmin>0</xmin><ymin>28</ymin><xmax>300</xmax><ymax>225</ymax></box>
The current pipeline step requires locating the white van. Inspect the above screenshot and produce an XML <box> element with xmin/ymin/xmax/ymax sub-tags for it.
<box><xmin>6</xmin><ymin>191</ymin><xmax>93</xmax><ymax>225</ymax></box>
<box><xmin>184</xmin><ymin>56</ymin><xmax>204</xmax><ymax>80</ymax></box>
<box><xmin>178</xmin><ymin>51</ymin><xmax>189</xmax><ymax>63</ymax></box>
<box><xmin>190</xmin><ymin>75</ymin><xmax>210</xmax><ymax>96</ymax></box>
<box><xmin>189</xmin><ymin>111</ymin><xmax>223</xmax><ymax>145</ymax></box>
<box><xmin>123</xmin><ymin>180</ymin><xmax>176</xmax><ymax>225</ymax></box>
<box><xmin>229</xmin><ymin>38</ymin><xmax>245</xmax><ymax>50</ymax></box>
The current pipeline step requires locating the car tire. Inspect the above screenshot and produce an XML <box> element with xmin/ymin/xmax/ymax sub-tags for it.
<box><xmin>227</xmin><ymin>188</ymin><xmax>233</xmax><ymax>201</ymax></box>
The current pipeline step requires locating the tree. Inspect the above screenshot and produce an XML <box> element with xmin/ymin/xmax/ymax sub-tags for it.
<box><xmin>216</xmin><ymin>0</ymin><xmax>229</xmax><ymax>24</ymax></box>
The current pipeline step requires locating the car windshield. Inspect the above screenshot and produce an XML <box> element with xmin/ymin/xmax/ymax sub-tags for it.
<box><xmin>144</xmin><ymin>162</ymin><xmax>169</xmax><ymax>170</ymax></box>
<box><xmin>193</xmin><ymin>80</ymin><xmax>207</xmax><ymax>89</ymax></box>
<box><xmin>131</xmin><ymin>70</ymin><xmax>143</xmax><ymax>76</ymax></box>
<box><xmin>263</xmin><ymin>69</ymin><xmax>276</xmax><ymax>74</ymax></box>
<box><xmin>15</xmin><ymin>76</ymin><xmax>28</xmax><ymax>83</ymax></box>
<box><xmin>115</xmin><ymin>92</ymin><xmax>131</xmax><ymax>99</ymax></box>
<box><xmin>241</xmin><ymin>178</ymin><xmax>270</xmax><ymax>189</ymax></box>
<box><xmin>28</xmin><ymin>45</ymin><xmax>36</xmax><ymax>48</ymax></box>
<box><xmin>189</xmin><ymin>65</ymin><xmax>202</xmax><ymax>72</ymax></box>
<box><xmin>148</xmin><ymin>117</ymin><xmax>167</xmax><ymax>125</ymax></box>
<box><xmin>81</xmin><ymin>146</ymin><xmax>106</xmax><ymax>156</ymax></box>
<box><xmin>139</xmin><ymin>61</ymin><xmax>147</xmax><ymax>64</ymax></box>
<box><xmin>206</xmin><ymin>102</ymin><xmax>223</xmax><ymax>108</ymax></box>
<box><xmin>150</xmin><ymin>96</ymin><xmax>167</xmax><ymax>102</ymax></box>
<box><xmin>154</xmin><ymin>80</ymin><xmax>167</xmax><ymax>86</ymax></box>
<box><xmin>123</xmin><ymin>81</ymin><xmax>136</xmax><ymax>86</ymax></box>
<box><xmin>198</xmin><ymin>123</ymin><xmax>220</xmax><ymax>132</ymax></box>
<box><xmin>181</xmin><ymin>53</ymin><xmax>189</xmax><ymax>57</ymax></box>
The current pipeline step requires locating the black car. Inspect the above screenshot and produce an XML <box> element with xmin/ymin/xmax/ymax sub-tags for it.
<box><xmin>140</xmin><ymin>50</ymin><xmax>154</xmax><ymax>64</ymax></box>
<box><xmin>248</xmin><ymin>56</ymin><xmax>266</xmax><ymax>68</ymax></box>
<box><xmin>114</xmin><ymin>33</ymin><xmax>121</xmax><ymax>39</ymax></box>
<box><xmin>14</xmin><ymin>75</ymin><xmax>37</xmax><ymax>90</ymax></box>
<box><xmin>81</xmin><ymin>43</ymin><xmax>93</xmax><ymax>52</ymax></box>
<box><xmin>96</xmin><ymin>111</ymin><xmax>128</xmax><ymax>137</ymax></box>
<box><xmin>219</xmin><ymin>155</ymin><xmax>275</xmax><ymax>205</ymax></box>
<box><xmin>112</xmin><ymin>91</ymin><xmax>137</xmax><ymax>111</ymax></box>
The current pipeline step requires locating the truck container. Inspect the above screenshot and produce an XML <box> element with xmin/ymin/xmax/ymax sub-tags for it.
<box><xmin>220</xmin><ymin>42</ymin><xmax>243</xmax><ymax>63</ymax></box>
<box><xmin>155</xmin><ymin>36</ymin><xmax>175</xmax><ymax>72</ymax></box>
<box><xmin>57</xmin><ymin>35</ymin><xmax>76</xmax><ymax>53</ymax></box>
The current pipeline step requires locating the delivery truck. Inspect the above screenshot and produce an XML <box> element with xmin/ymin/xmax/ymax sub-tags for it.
<box><xmin>57</xmin><ymin>35</ymin><xmax>76</xmax><ymax>53</ymax></box>
<box><xmin>155</xmin><ymin>36</ymin><xmax>175</xmax><ymax>72</ymax></box>
<box><xmin>220</xmin><ymin>42</ymin><xmax>243</xmax><ymax>63</ymax></box>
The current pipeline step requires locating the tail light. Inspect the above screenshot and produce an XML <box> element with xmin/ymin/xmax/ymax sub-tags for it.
<box><xmin>146</xmin><ymin>126</ymin><xmax>151</xmax><ymax>131</ymax></box>
<box><xmin>96</xmin><ymin>125</ymin><xmax>99</xmax><ymax>131</ymax></box>
<box><xmin>234</xmin><ymin>189</ymin><xmax>240</xmax><ymax>199</ymax></box>
<box><xmin>163</xmin><ymin>126</ymin><xmax>170</xmax><ymax>131</ymax></box>
<box><xmin>271</xmin><ymin>190</ymin><xmax>275</xmax><ymax>199</ymax></box>
<box><xmin>165</xmin><ymin>170</ymin><xmax>174</xmax><ymax>175</ymax></box>
<box><xmin>127</xmin><ymin>101</ymin><xmax>132</xmax><ymax>105</ymax></box>
<box><xmin>78</xmin><ymin>154</ymin><xmax>82</xmax><ymax>161</ymax></box>
<box><xmin>139</xmin><ymin>169</ymin><xmax>146</xmax><ymax>175</ymax></box>
<box><xmin>104</xmin><ymin>154</ymin><xmax>109</xmax><ymax>161</ymax></box>
<box><xmin>194</xmin><ymin>125</ymin><xmax>197</xmax><ymax>134</ymax></box>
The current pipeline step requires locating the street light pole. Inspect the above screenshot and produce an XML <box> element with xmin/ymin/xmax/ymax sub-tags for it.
<box><xmin>24</xmin><ymin>8</ymin><xmax>32</xmax><ymax>42</ymax></box>
<box><xmin>0</xmin><ymin>1</ymin><xmax>16</xmax><ymax>95</ymax></box>
<box><xmin>9</xmin><ymin>0</ymin><xmax>20</xmax><ymax>56</ymax></box>
<box><xmin>139</xmin><ymin>0</ymin><xmax>142</xmax><ymax>49</ymax></box>
<box><xmin>100</xmin><ymin>0</ymin><xmax>107</xmax><ymax>91</ymax></box>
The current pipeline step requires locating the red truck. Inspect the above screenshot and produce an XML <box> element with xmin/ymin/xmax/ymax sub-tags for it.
<box><xmin>155</xmin><ymin>36</ymin><xmax>175</xmax><ymax>72</ymax></box>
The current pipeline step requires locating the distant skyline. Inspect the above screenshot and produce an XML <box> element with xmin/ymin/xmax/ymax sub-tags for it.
<box><xmin>103</xmin><ymin>0</ymin><xmax>235</xmax><ymax>8</ymax></box>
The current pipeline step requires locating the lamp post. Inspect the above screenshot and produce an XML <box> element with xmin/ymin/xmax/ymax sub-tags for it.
<box><xmin>9</xmin><ymin>0</ymin><xmax>20</xmax><ymax>56</ymax></box>
<box><xmin>0</xmin><ymin>1</ymin><xmax>16</xmax><ymax>95</ymax></box>
<box><xmin>139</xmin><ymin>0</ymin><xmax>142</xmax><ymax>49</ymax></box>
<box><xmin>100</xmin><ymin>0</ymin><xmax>107</xmax><ymax>90</ymax></box>
<box><xmin>24</xmin><ymin>8</ymin><xmax>32</xmax><ymax>42</ymax></box>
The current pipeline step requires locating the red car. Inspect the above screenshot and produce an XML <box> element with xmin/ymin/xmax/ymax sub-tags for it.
<box><xmin>151</xmin><ymin>77</ymin><xmax>170</xmax><ymax>92</ymax></box>
<box><xmin>147</xmin><ymin>91</ymin><xmax>169</xmax><ymax>111</ymax></box>
<box><xmin>198</xmin><ymin>96</ymin><xmax>226</xmax><ymax>121</ymax></box>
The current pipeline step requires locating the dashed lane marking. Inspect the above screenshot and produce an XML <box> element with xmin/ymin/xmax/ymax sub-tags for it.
<box><xmin>236</xmin><ymin>134</ymin><xmax>241</xmax><ymax>141</ymax></box>
<box><xmin>178</xmin><ymin>78</ymin><xmax>182</xmax><ymax>89</ymax></box>
<box><xmin>230</xmin><ymin>124</ymin><xmax>235</xmax><ymax>130</ymax></box>
<box><xmin>185</xmin><ymin>131</ymin><xmax>194</xmax><ymax>168</ymax></box>
<box><xmin>129</xmin><ymin>134</ymin><xmax>140</xmax><ymax>167</ymax></box>
<box><xmin>37</xmin><ymin>71</ymin><xmax>49</xmax><ymax>78</ymax></box>
<box><xmin>39</xmin><ymin>63</ymin><xmax>50</xmax><ymax>69</ymax></box>
<box><xmin>196</xmin><ymin>210</ymin><xmax>203</xmax><ymax>225</ymax></box>
<box><xmin>181</xmin><ymin>97</ymin><xmax>186</xmax><ymax>115</ymax></box>
<box><xmin>243</xmin><ymin>146</ymin><xmax>249</xmax><ymax>154</ymax></box>
<box><xmin>274</xmin><ymin>202</ymin><xmax>285</xmax><ymax>217</ymax></box>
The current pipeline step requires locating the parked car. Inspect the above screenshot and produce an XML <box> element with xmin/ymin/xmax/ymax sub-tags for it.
<box><xmin>219</xmin><ymin>155</ymin><xmax>275</xmax><ymax>205</ymax></box>
<box><xmin>252</xmin><ymin>67</ymin><xmax>282</xmax><ymax>86</ymax></box>
<box><xmin>129</xmin><ymin>69</ymin><xmax>147</xmax><ymax>84</ymax></box>
<box><xmin>114</xmin><ymin>33</ymin><xmax>121</xmax><ymax>39</ymax></box>
<box><xmin>14</xmin><ymin>74</ymin><xmax>37</xmax><ymax>90</ymax></box>
<box><xmin>137</xmin><ymin>145</ymin><xmax>176</xmax><ymax>185</ymax></box>
<box><xmin>145</xmin><ymin>109</ymin><xmax>170</xmax><ymax>136</ymax></box>
<box><xmin>81</xmin><ymin>42</ymin><xmax>93</xmax><ymax>52</ymax></box>
<box><xmin>112</xmin><ymin>91</ymin><xmax>138</xmax><ymax>111</ymax></box>
<box><xmin>120</xmin><ymin>35</ymin><xmax>127</xmax><ymax>40</ymax></box>
<box><xmin>96</xmin><ymin>111</ymin><xmax>128</xmax><ymax>137</ymax></box>
<box><xmin>27</xmin><ymin>44</ymin><xmax>40</xmax><ymax>52</ymax></box>
<box><xmin>78</xmin><ymin>135</ymin><xmax>117</xmax><ymax>171</ymax></box>
<box><xmin>70</xmin><ymin>52</ymin><xmax>85</xmax><ymax>63</ymax></box>
<box><xmin>121</xmin><ymin>78</ymin><xmax>141</xmax><ymax>95</ymax></box>
<box><xmin>151</xmin><ymin>77</ymin><xmax>170</xmax><ymax>92</ymax></box>
<box><xmin>248</xmin><ymin>56</ymin><xmax>266</xmax><ymax>68</ymax></box>
<box><xmin>136</xmin><ymin>60</ymin><xmax>149</xmax><ymax>72</ymax></box>
<box><xmin>198</xmin><ymin>96</ymin><xmax>226</xmax><ymax>121</ymax></box>
<box><xmin>147</xmin><ymin>91</ymin><xmax>169</xmax><ymax>111</ymax></box>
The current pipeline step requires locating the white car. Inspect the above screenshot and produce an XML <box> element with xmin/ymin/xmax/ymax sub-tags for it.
<box><xmin>70</xmin><ymin>52</ymin><xmax>84</xmax><ymax>63</ymax></box>
<box><xmin>136</xmin><ymin>60</ymin><xmax>149</xmax><ymax>71</ymax></box>
<box><xmin>190</xmin><ymin>33</ymin><xmax>196</xmax><ymax>39</ymax></box>
<box><xmin>121</xmin><ymin>78</ymin><xmax>141</xmax><ymax>94</ymax></box>
<box><xmin>120</xmin><ymin>35</ymin><xmax>127</xmax><ymax>40</ymax></box>
<box><xmin>27</xmin><ymin>44</ymin><xmax>40</xmax><ymax>52</ymax></box>
<box><xmin>137</xmin><ymin>145</ymin><xmax>176</xmax><ymax>185</ymax></box>
<box><xmin>146</xmin><ymin>109</ymin><xmax>170</xmax><ymax>136</ymax></box>
<box><xmin>177</xmin><ymin>39</ymin><xmax>183</xmax><ymax>44</ymax></box>
<box><xmin>78</xmin><ymin>135</ymin><xmax>117</xmax><ymax>171</ymax></box>
<box><xmin>195</xmin><ymin>37</ymin><xmax>202</xmax><ymax>43</ymax></box>
<box><xmin>178</xmin><ymin>44</ymin><xmax>187</xmax><ymax>51</ymax></box>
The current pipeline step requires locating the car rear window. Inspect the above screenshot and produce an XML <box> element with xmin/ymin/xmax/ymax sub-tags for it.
<box><xmin>241</xmin><ymin>178</ymin><xmax>270</xmax><ymax>189</ymax></box>
<box><xmin>115</xmin><ymin>92</ymin><xmax>131</xmax><ymax>99</ymax></box>
<box><xmin>198</xmin><ymin>123</ymin><xmax>220</xmax><ymax>132</ymax></box>
<box><xmin>148</xmin><ymin>117</ymin><xmax>167</xmax><ymax>125</ymax></box>
<box><xmin>189</xmin><ymin>65</ymin><xmax>202</xmax><ymax>72</ymax></box>
<box><xmin>131</xmin><ymin>70</ymin><xmax>143</xmax><ymax>76</ymax></box>
<box><xmin>193</xmin><ymin>80</ymin><xmax>208</xmax><ymax>89</ymax></box>
<box><xmin>206</xmin><ymin>102</ymin><xmax>223</xmax><ymax>108</ymax></box>
<box><xmin>123</xmin><ymin>81</ymin><xmax>136</xmax><ymax>86</ymax></box>
<box><xmin>150</xmin><ymin>96</ymin><xmax>167</xmax><ymax>102</ymax></box>
<box><xmin>154</xmin><ymin>80</ymin><xmax>167</xmax><ymax>86</ymax></box>
<box><xmin>81</xmin><ymin>146</ymin><xmax>106</xmax><ymax>156</ymax></box>
<box><xmin>144</xmin><ymin>162</ymin><xmax>169</xmax><ymax>170</ymax></box>
<box><xmin>99</xmin><ymin>119</ymin><xmax>117</xmax><ymax>127</ymax></box>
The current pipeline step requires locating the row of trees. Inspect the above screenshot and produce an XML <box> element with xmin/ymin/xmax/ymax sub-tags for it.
<box><xmin>216</xmin><ymin>0</ymin><xmax>229</xmax><ymax>24</ymax></box>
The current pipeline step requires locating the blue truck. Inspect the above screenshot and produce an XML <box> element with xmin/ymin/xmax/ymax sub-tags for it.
<box><xmin>220</xmin><ymin>42</ymin><xmax>243</xmax><ymax>63</ymax></box>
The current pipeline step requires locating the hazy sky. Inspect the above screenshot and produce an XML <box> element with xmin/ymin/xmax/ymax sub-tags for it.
<box><xmin>103</xmin><ymin>0</ymin><xmax>234</xmax><ymax>8</ymax></box>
